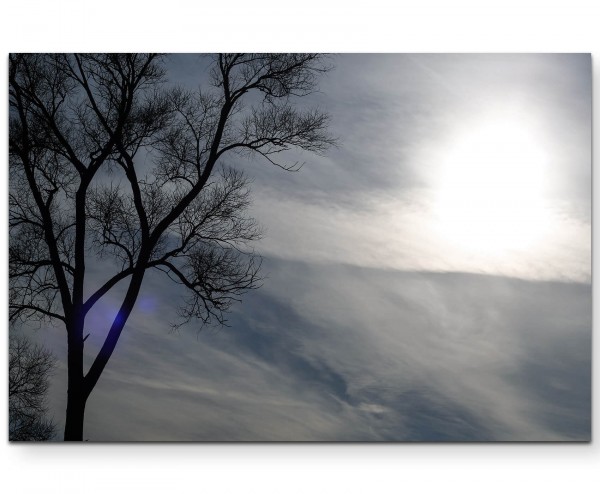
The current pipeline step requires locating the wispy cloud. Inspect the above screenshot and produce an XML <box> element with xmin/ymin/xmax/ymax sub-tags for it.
<box><xmin>33</xmin><ymin>257</ymin><xmax>590</xmax><ymax>441</ymax></box>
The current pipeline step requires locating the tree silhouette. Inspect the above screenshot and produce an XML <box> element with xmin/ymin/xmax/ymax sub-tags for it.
<box><xmin>9</xmin><ymin>335</ymin><xmax>57</xmax><ymax>441</ymax></box>
<box><xmin>9</xmin><ymin>54</ymin><xmax>334</xmax><ymax>440</ymax></box>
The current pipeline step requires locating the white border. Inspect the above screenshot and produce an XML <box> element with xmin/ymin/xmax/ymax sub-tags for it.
<box><xmin>1</xmin><ymin>2</ymin><xmax>599</xmax><ymax>493</ymax></box>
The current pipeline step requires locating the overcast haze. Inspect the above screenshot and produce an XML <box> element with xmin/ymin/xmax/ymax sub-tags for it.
<box><xmin>18</xmin><ymin>54</ymin><xmax>591</xmax><ymax>441</ymax></box>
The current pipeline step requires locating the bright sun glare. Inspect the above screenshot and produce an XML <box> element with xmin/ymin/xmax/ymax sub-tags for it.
<box><xmin>434</xmin><ymin>115</ymin><xmax>550</xmax><ymax>255</ymax></box>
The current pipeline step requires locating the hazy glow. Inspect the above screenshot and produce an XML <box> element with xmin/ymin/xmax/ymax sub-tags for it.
<box><xmin>433</xmin><ymin>114</ymin><xmax>551</xmax><ymax>255</ymax></box>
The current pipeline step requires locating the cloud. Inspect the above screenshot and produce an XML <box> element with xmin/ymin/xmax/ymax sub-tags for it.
<box><xmin>28</xmin><ymin>257</ymin><xmax>590</xmax><ymax>441</ymax></box>
<box><xmin>255</xmin><ymin>259</ymin><xmax>591</xmax><ymax>441</ymax></box>
<box><xmin>225</xmin><ymin>54</ymin><xmax>592</xmax><ymax>282</ymax></box>
<box><xmin>250</xmin><ymin>186</ymin><xmax>590</xmax><ymax>282</ymax></box>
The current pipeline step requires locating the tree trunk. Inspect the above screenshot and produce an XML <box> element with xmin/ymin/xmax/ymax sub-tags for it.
<box><xmin>64</xmin><ymin>318</ymin><xmax>87</xmax><ymax>441</ymax></box>
<box><xmin>64</xmin><ymin>389</ymin><xmax>87</xmax><ymax>441</ymax></box>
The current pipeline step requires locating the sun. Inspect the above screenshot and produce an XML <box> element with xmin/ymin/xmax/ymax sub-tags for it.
<box><xmin>433</xmin><ymin>114</ymin><xmax>550</xmax><ymax>255</ymax></box>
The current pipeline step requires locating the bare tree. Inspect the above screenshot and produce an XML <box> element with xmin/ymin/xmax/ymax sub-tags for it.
<box><xmin>9</xmin><ymin>335</ymin><xmax>57</xmax><ymax>441</ymax></box>
<box><xmin>9</xmin><ymin>54</ymin><xmax>335</xmax><ymax>440</ymax></box>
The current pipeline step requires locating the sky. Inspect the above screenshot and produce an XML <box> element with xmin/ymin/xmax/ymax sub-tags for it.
<box><xmin>19</xmin><ymin>54</ymin><xmax>591</xmax><ymax>441</ymax></box>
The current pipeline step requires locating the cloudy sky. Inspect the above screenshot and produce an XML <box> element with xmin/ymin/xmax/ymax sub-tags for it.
<box><xmin>23</xmin><ymin>54</ymin><xmax>591</xmax><ymax>441</ymax></box>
